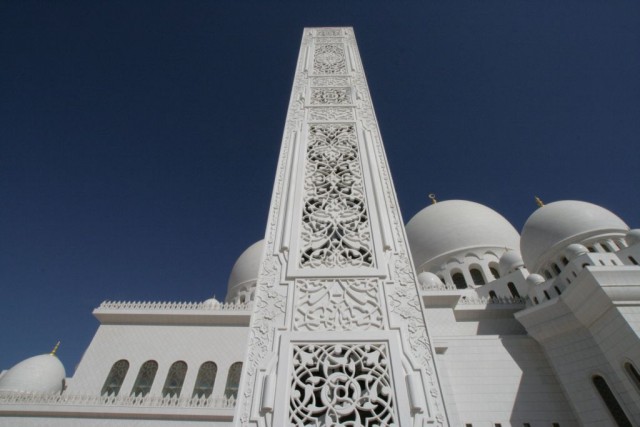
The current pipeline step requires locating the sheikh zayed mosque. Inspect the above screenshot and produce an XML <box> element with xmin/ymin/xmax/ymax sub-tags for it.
<box><xmin>2</xmin><ymin>28</ymin><xmax>640</xmax><ymax>427</ymax></box>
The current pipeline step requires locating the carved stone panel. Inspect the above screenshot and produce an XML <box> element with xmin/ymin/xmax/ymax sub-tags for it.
<box><xmin>310</xmin><ymin>88</ymin><xmax>352</xmax><ymax>105</ymax></box>
<box><xmin>313</xmin><ymin>44</ymin><xmax>347</xmax><ymax>75</ymax></box>
<box><xmin>311</xmin><ymin>77</ymin><xmax>350</xmax><ymax>87</ymax></box>
<box><xmin>289</xmin><ymin>343</ymin><xmax>396</xmax><ymax>426</ymax></box>
<box><xmin>294</xmin><ymin>279</ymin><xmax>384</xmax><ymax>331</ymax></box>
<box><xmin>315</xmin><ymin>29</ymin><xmax>343</xmax><ymax>37</ymax></box>
<box><xmin>308</xmin><ymin>107</ymin><xmax>355</xmax><ymax>122</ymax></box>
<box><xmin>299</xmin><ymin>124</ymin><xmax>374</xmax><ymax>268</ymax></box>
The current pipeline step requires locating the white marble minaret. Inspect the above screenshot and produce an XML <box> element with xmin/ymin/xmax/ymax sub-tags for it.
<box><xmin>234</xmin><ymin>28</ymin><xmax>449</xmax><ymax>427</ymax></box>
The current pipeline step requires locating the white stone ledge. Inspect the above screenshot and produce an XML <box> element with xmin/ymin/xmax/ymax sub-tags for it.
<box><xmin>93</xmin><ymin>301</ymin><xmax>251</xmax><ymax>325</ymax></box>
<box><xmin>0</xmin><ymin>392</ymin><xmax>235</xmax><ymax>421</ymax></box>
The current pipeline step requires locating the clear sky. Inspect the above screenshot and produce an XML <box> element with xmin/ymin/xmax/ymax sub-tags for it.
<box><xmin>1</xmin><ymin>1</ymin><xmax>639</xmax><ymax>373</ymax></box>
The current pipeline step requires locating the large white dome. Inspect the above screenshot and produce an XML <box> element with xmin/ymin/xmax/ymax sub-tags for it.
<box><xmin>0</xmin><ymin>354</ymin><xmax>66</xmax><ymax>394</ymax></box>
<box><xmin>406</xmin><ymin>200</ymin><xmax>520</xmax><ymax>269</ymax></box>
<box><xmin>520</xmin><ymin>200</ymin><xmax>628</xmax><ymax>271</ymax></box>
<box><xmin>226</xmin><ymin>240</ymin><xmax>265</xmax><ymax>302</ymax></box>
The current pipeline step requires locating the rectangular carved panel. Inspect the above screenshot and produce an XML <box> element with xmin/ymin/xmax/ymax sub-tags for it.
<box><xmin>290</xmin><ymin>343</ymin><xmax>396</xmax><ymax>426</ymax></box>
<box><xmin>294</xmin><ymin>279</ymin><xmax>383</xmax><ymax>331</ymax></box>
<box><xmin>299</xmin><ymin>124</ymin><xmax>374</xmax><ymax>268</ymax></box>
<box><xmin>308</xmin><ymin>107</ymin><xmax>355</xmax><ymax>122</ymax></box>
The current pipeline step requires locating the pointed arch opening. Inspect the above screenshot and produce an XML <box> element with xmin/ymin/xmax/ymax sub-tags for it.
<box><xmin>193</xmin><ymin>361</ymin><xmax>218</xmax><ymax>398</ymax></box>
<box><xmin>101</xmin><ymin>359</ymin><xmax>129</xmax><ymax>396</ymax></box>
<box><xmin>130</xmin><ymin>360</ymin><xmax>158</xmax><ymax>397</ymax></box>
<box><xmin>224</xmin><ymin>362</ymin><xmax>243</xmax><ymax>398</ymax></box>
<box><xmin>162</xmin><ymin>361</ymin><xmax>188</xmax><ymax>398</ymax></box>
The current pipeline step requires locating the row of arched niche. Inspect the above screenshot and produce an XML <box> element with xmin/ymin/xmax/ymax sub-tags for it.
<box><xmin>100</xmin><ymin>359</ymin><xmax>243</xmax><ymax>399</ymax></box>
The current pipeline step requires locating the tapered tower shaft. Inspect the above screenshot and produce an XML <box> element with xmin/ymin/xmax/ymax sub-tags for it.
<box><xmin>234</xmin><ymin>27</ymin><xmax>449</xmax><ymax>427</ymax></box>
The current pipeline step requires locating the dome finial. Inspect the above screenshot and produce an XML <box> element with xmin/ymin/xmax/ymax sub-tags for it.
<box><xmin>535</xmin><ymin>196</ymin><xmax>544</xmax><ymax>208</ymax></box>
<box><xmin>50</xmin><ymin>341</ymin><xmax>60</xmax><ymax>357</ymax></box>
<box><xmin>428</xmin><ymin>193</ymin><xmax>437</xmax><ymax>205</ymax></box>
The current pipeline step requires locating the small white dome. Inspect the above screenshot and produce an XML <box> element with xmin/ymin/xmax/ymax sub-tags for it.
<box><xmin>565</xmin><ymin>243</ymin><xmax>588</xmax><ymax>260</ymax></box>
<box><xmin>626</xmin><ymin>229</ymin><xmax>640</xmax><ymax>247</ymax></box>
<box><xmin>406</xmin><ymin>200</ymin><xmax>520</xmax><ymax>269</ymax></box>
<box><xmin>226</xmin><ymin>240</ymin><xmax>265</xmax><ymax>302</ymax></box>
<box><xmin>499</xmin><ymin>251</ymin><xmax>525</xmax><ymax>276</ymax></box>
<box><xmin>520</xmin><ymin>201</ymin><xmax>628</xmax><ymax>272</ymax></box>
<box><xmin>0</xmin><ymin>354</ymin><xmax>66</xmax><ymax>394</ymax></box>
<box><xmin>526</xmin><ymin>273</ymin><xmax>545</xmax><ymax>287</ymax></box>
<box><xmin>202</xmin><ymin>297</ymin><xmax>220</xmax><ymax>308</ymax></box>
<box><xmin>417</xmin><ymin>271</ymin><xmax>442</xmax><ymax>289</ymax></box>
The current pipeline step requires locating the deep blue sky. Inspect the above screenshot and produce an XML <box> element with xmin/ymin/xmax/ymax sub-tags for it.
<box><xmin>1</xmin><ymin>1</ymin><xmax>639</xmax><ymax>372</ymax></box>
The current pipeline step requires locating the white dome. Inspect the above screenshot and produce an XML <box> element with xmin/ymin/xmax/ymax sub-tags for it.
<box><xmin>520</xmin><ymin>201</ymin><xmax>628</xmax><ymax>272</ymax></box>
<box><xmin>417</xmin><ymin>271</ymin><xmax>442</xmax><ymax>289</ymax></box>
<box><xmin>226</xmin><ymin>240</ymin><xmax>265</xmax><ymax>301</ymax></box>
<box><xmin>202</xmin><ymin>297</ymin><xmax>220</xmax><ymax>308</ymax></box>
<box><xmin>406</xmin><ymin>200</ymin><xmax>520</xmax><ymax>269</ymax></box>
<box><xmin>499</xmin><ymin>251</ymin><xmax>525</xmax><ymax>276</ymax></box>
<box><xmin>0</xmin><ymin>354</ymin><xmax>66</xmax><ymax>394</ymax></box>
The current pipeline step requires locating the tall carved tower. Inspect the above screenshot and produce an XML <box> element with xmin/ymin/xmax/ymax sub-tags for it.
<box><xmin>234</xmin><ymin>28</ymin><xmax>449</xmax><ymax>427</ymax></box>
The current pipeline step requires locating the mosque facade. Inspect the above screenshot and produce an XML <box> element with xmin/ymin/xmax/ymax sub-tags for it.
<box><xmin>2</xmin><ymin>28</ymin><xmax>640</xmax><ymax>427</ymax></box>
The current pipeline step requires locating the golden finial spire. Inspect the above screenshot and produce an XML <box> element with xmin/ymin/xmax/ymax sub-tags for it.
<box><xmin>50</xmin><ymin>341</ymin><xmax>61</xmax><ymax>356</ymax></box>
<box><xmin>535</xmin><ymin>196</ymin><xmax>544</xmax><ymax>208</ymax></box>
<box><xmin>428</xmin><ymin>193</ymin><xmax>437</xmax><ymax>205</ymax></box>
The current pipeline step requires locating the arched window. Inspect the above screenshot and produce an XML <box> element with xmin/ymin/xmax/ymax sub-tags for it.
<box><xmin>629</xmin><ymin>256</ymin><xmax>638</xmax><ymax>266</ymax></box>
<box><xmin>224</xmin><ymin>362</ymin><xmax>243</xmax><ymax>398</ymax></box>
<box><xmin>489</xmin><ymin>266</ymin><xmax>500</xmax><ymax>279</ymax></box>
<box><xmin>561</xmin><ymin>256</ymin><xmax>569</xmax><ymax>266</ymax></box>
<box><xmin>552</xmin><ymin>263</ymin><xmax>561</xmax><ymax>274</ymax></box>
<box><xmin>470</xmin><ymin>268</ymin><xmax>485</xmax><ymax>285</ymax></box>
<box><xmin>131</xmin><ymin>360</ymin><xmax>158</xmax><ymax>397</ymax></box>
<box><xmin>507</xmin><ymin>282</ymin><xmax>520</xmax><ymax>298</ymax></box>
<box><xmin>544</xmin><ymin>270</ymin><xmax>552</xmax><ymax>280</ymax></box>
<box><xmin>624</xmin><ymin>362</ymin><xmax>640</xmax><ymax>393</ymax></box>
<box><xmin>592</xmin><ymin>375</ymin><xmax>632</xmax><ymax>426</ymax></box>
<box><xmin>162</xmin><ymin>361</ymin><xmax>188</xmax><ymax>398</ymax></box>
<box><xmin>554</xmin><ymin>286</ymin><xmax>562</xmax><ymax>295</ymax></box>
<box><xmin>451</xmin><ymin>272</ymin><xmax>467</xmax><ymax>289</ymax></box>
<box><xmin>193</xmin><ymin>361</ymin><xmax>217</xmax><ymax>398</ymax></box>
<box><xmin>602</xmin><ymin>244</ymin><xmax>612</xmax><ymax>253</ymax></box>
<box><xmin>489</xmin><ymin>291</ymin><xmax>497</xmax><ymax>300</ymax></box>
<box><xmin>543</xmin><ymin>290</ymin><xmax>551</xmax><ymax>300</ymax></box>
<box><xmin>101</xmin><ymin>360</ymin><xmax>129</xmax><ymax>396</ymax></box>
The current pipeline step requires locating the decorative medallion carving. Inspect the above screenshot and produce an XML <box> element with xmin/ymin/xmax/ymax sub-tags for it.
<box><xmin>308</xmin><ymin>107</ymin><xmax>354</xmax><ymax>122</ymax></box>
<box><xmin>290</xmin><ymin>343</ymin><xmax>396</xmax><ymax>426</ymax></box>
<box><xmin>294</xmin><ymin>279</ymin><xmax>383</xmax><ymax>331</ymax></box>
<box><xmin>313</xmin><ymin>44</ymin><xmax>347</xmax><ymax>75</ymax></box>
<box><xmin>300</xmin><ymin>124</ymin><xmax>374</xmax><ymax>268</ymax></box>
<box><xmin>310</xmin><ymin>88</ymin><xmax>351</xmax><ymax>105</ymax></box>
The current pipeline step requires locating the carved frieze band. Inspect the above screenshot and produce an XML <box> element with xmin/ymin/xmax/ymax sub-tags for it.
<box><xmin>308</xmin><ymin>107</ymin><xmax>354</xmax><ymax>122</ymax></box>
<box><xmin>311</xmin><ymin>77</ymin><xmax>349</xmax><ymax>87</ymax></box>
<box><xmin>293</xmin><ymin>279</ymin><xmax>384</xmax><ymax>331</ymax></box>
<box><xmin>299</xmin><ymin>124</ymin><xmax>374</xmax><ymax>268</ymax></box>
<box><xmin>290</xmin><ymin>343</ymin><xmax>396</xmax><ymax>426</ymax></box>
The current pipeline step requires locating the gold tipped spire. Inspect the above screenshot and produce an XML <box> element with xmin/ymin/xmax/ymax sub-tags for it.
<box><xmin>535</xmin><ymin>196</ymin><xmax>544</xmax><ymax>208</ymax></box>
<box><xmin>50</xmin><ymin>341</ymin><xmax>61</xmax><ymax>356</ymax></box>
<box><xmin>428</xmin><ymin>193</ymin><xmax>437</xmax><ymax>205</ymax></box>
